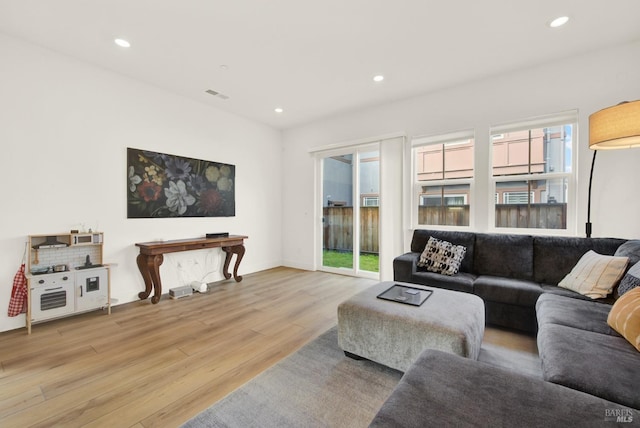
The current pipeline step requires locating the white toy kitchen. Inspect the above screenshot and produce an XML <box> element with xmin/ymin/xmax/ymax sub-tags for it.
<box><xmin>26</xmin><ymin>232</ymin><xmax>111</xmax><ymax>334</ymax></box>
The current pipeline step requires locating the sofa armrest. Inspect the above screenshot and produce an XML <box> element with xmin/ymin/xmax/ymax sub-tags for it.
<box><xmin>393</xmin><ymin>252</ymin><xmax>419</xmax><ymax>282</ymax></box>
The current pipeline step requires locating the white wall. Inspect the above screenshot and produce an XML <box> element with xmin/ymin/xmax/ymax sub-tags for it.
<box><xmin>0</xmin><ymin>34</ymin><xmax>283</xmax><ymax>332</ymax></box>
<box><xmin>3</xmin><ymin>34</ymin><xmax>639</xmax><ymax>333</ymax></box>
<box><xmin>282</xmin><ymin>40</ymin><xmax>640</xmax><ymax>271</ymax></box>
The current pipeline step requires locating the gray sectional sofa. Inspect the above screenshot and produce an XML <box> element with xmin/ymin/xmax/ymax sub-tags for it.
<box><xmin>537</xmin><ymin>293</ymin><xmax>640</xmax><ymax>410</ymax></box>
<box><xmin>370</xmin><ymin>349</ymin><xmax>637</xmax><ymax>427</ymax></box>
<box><xmin>393</xmin><ymin>229</ymin><xmax>628</xmax><ymax>332</ymax></box>
<box><xmin>384</xmin><ymin>229</ymin><xmax>640</xmax><ymax>424</ymax></box>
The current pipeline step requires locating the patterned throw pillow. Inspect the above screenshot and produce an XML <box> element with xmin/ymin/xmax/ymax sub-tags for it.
<box><xmin>417</xmin><ymin>237</ymin><xmax>466</xmax><ymax>276</ymax></box>
<box><xmin>607</xmin><ymin>287</ymin><xmax>640</xmax><ymax>352</ymax></box>
<box><xmin>619</xmin><ymin>261</ymin><xmax>640</xmax><ymax>296</ymax></box>
<box><xmin>558</xmin><ymin>250</ymin><xmax>628</xmax><ymax>299</ymax></box>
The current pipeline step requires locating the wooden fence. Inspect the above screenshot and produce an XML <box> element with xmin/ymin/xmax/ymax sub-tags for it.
<box><xmin>416</xmin><ymin>204</ymin><xmax>566</xmax><ymax>229</ymax></box>
<box><xmin>323</xmin><ymin>207</ymin><xmax>379</xmax><ymax>253</ymax></box>
<box><xmin>417</xmin><ymin>205</ymin><xmax>470</xmax><ymax>226</ymax></box>
<box><xmin>495</xmin><ymin>203</ymin><xmax>566</xmax><ymax>229</ymax></box>
<box><xmin>323</xmin><ymin>203</ymin><xmax>567</xmax><ymax>254</ymax></box>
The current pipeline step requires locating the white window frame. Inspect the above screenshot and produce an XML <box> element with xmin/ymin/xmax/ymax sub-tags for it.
<box><xmin>411</xmin><ymin>130</ymin><xmax>475</xmax><ymax>230</ymax></box>
<box><xmin>489</xmin><ymin>111</ymin><xmax>577</xmax><ymax>235</ymax></box>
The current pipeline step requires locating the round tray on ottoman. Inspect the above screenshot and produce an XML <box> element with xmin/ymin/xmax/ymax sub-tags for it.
<box><xmin>337</xmin><ymin>281</ymin><xmax>484</xmax><ymax>372</ymax></box>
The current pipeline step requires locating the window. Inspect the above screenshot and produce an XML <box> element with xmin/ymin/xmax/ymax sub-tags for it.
<box><xmin>502</xmin><ymin>191</ymin><xmax>535</xmax><ymax>204</ymax></box>
<box><xmin>420</xmin><ymin>193</ymin><xmax>467</xmax><ymax>206</ymax></box>
<box><xmin>412</xmin><ymin>131</ymin><xmax>474</xmax><ymax>227</ymax></box>
<box><xmin>490</xmin><ymin>111</ymin><xmax>576</xmax><ymax>231</ymax></box>
<box><xmin>362</xmin><ymin>196</ymin><xmax>379</xmax><ymax>206</ymax></box>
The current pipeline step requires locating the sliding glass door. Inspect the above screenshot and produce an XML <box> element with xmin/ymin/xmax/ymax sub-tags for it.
<box><xmin>320</xmin><ymin>146</ymin><xmax>379</xmax><ymax>277</ymax></box>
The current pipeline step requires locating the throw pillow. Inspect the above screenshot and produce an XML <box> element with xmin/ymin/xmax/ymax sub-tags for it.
<box><xmin>558</xmin><ymin>250</ymin><xmax>628</xmax><ymax>299</ymax></box>
<box><xmin>619</xmin><ymin>261</ymin><xmax>640</xmax><ymax>296</ymax></box>
<box><xmin>614</xmin><ymin>239</ymin><xmax>640</xmax><ymax>267</ymax></box>
<box><xmin>417</xmin><ymin>237</ymin><xmax>466</xmax><ymax>276</ymax></box>
<box><xmin>607</xmin><ymin>287</ymin><xmax>640</xmax><ymax>352</ymax></box>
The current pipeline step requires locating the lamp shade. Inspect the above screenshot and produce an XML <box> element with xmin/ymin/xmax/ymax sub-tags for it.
<box><xmin>589</xmin><ymin>100</ymin><xmax>640</xmax><ymax>150</ymax></box>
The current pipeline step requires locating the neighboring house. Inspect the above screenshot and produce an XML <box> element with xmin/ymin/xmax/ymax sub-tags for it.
<box><xmin>417</xmin><ymin>127</ymin><xmax>571</xmax><ymax>206</ymax></box>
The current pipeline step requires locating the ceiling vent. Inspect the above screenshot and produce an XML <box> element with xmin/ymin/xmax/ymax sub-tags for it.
<box><xmin>205</xmin><ymin>89</ymin><xmax>229</xmax><ymax>100</ymax></box>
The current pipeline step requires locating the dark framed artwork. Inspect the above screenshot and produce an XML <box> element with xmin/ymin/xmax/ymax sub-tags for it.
<box><xmin>127</xmin><ymin>148</ymin><xmax>235</xmax><ymax>218</ymax></box>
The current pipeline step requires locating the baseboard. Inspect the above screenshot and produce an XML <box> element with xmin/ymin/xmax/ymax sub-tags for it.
<box><xmin>282</xmin><ymin>260</ymin><xmax>315</xmax><ymax>271</ymax></box>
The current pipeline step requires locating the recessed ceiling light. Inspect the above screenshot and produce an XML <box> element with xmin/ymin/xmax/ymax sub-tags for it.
<box><xmin>373</xmin><ymin>75</ymin><xmax>384</xmax><ymax>82</ymax></box>
<box><xmin>114</xmin><ymin>38</ymin><xmax>131</xmax><ymax>48</ymax></box>
<box><xmin>274</xmin><ymin>108</ymin><xmax>284</xmax><ymax>113</ymax></box>
<box><xmin>549</xmin><ymin>16</ymin><xmax>569</xmax><ymax>28</ymax></box>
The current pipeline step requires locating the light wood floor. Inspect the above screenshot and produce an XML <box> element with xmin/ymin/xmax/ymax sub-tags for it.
<box><xmin>0</xmin><ymin>267</ymin><xmax>537</xmax><ymax>427</ymax></box>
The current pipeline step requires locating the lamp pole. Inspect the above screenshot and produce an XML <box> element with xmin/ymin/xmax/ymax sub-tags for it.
<box><xmin>585</xmin><ymin>150</ymin><xmax>597</xmax><ymax>238</ymax></box>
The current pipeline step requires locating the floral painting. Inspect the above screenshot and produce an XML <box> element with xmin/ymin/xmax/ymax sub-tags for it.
<box><xmin>127</xmin><ymin>148</ymin><xmax>235</xmax><ymax>218</ymax></box>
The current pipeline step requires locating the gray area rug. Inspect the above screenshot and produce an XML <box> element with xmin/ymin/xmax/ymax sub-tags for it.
<box><xmin>183</xmin><ymin>326</ymin><xmax>541</xmax><ymax>428</ymax></box>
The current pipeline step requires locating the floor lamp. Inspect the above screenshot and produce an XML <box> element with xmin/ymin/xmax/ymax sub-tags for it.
<box><xmin>586</xmin><ymin>100</ymin><xmax>640</xmax><ymax>237</ymax></box>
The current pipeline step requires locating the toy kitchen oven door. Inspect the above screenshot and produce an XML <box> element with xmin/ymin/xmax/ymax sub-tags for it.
<box><xmin>30</xmin><ymin>272</ymin><xmax>75</xmax><ymax>321</ymax></box>
<box><xmin>75</xmin><ymin>267</ymin><xmax>109</xmax><ymax>312</ymax></box>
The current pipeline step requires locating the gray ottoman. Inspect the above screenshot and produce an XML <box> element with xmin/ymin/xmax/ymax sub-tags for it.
<box><xmin>337</xmin><ymin>281</ymin><xmax>484</xmax><ymax>372</ymax></box>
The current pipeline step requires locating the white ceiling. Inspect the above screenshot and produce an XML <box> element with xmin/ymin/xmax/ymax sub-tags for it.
<box><xmin>1</xmin><ymin>1</ymin><xmax>640</xmax><ymax>130</ymax></box>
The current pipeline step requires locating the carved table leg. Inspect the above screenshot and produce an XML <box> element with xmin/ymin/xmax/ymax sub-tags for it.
<box><xmin>136</xmin><ymin>253</ymin><xmax>164</xmax><ymax>304</ymax></box>
<box><xmin>222</xmin><ymin>244</ymin><xmax>245</xmax><ymax>282</ymax></box>
<box><xmin>148</xmin><ymin>254</ymin><xmax>164</xmax><ymax>303</ymax></box>
<box><xmin>231</xmin><ymin>245</ymin><xmax>245</xmax><ymax>282</ymax></box>
<box><xmin>136</xmin><ymin>253</ymin><xmax>153</xmax><ymax>300</ymax></box>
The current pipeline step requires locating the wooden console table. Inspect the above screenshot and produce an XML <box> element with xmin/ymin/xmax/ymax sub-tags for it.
<box><xmin>135</xmin><ymin>235</ymin><xmax>247</xmax><ymax>304</ymax></box>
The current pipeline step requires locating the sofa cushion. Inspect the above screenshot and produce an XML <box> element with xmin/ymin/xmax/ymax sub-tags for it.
<box><xmin>558</xmin><ymin>250</ymin><xmax>628</xmax><ymax>299</ymax></box>
<box><xmin>474</xmin><ymin>275</ymin><xmax>542</xmax><ymax>307</ymax></box>
<box><xmin>619</xmin><ymin>261</ymin><xmax>640</xmax><ymax>296</ymax></box>
<box><xmin>533</xmin><ymin>236</ymin><xmax>626</xmax><ymax>285</ymax></box>
<box><xmin>541</xmin><ymin>284</ymin><xmax>595</xmax><ymax>299</ymax></box>
<box><xmin>473</xmin><ymin>233</ymin><xmax>533</xmax><ymax>280</ymax></box>
<box><xmin>615</xmin><ymin>239</ymin><xmax>640</xmax><ymax>267</ymax></box>
<box><xmin>608</xmin><ymin>288</ymin><xmax>640</xmax><ymax>352</ymax></box>
<box><xmin>541</xmin><ymin>284</ymin><xmax>617</xmax><ymax>305</ymax></box>
<box><xmin>537</xmin><ymin>323</ymin><xmax>640</xmax><ymax>409</ymax></box>
<box><xmin>536</xmin><ymin>293</ymin><xmax>619</xmax><ymax>336</ymax></box>
<box><xmin>411</xmin><ymin>271</ymin><xmax>475</xmax><ymax>294</ymax></box>
<box><xmin>410</xmin><ymin>230</ymin><xmax>476</xmax><ymax>273</ymax></box>
<box><xmin>370</xmin><ymin>349</ymin><xmax>635</xmax><ymax>428</ymax></box>
<box><xmin>417</xmin><ymin>236</ymin><xmax>466</xmax><ymax>275</ymax></box>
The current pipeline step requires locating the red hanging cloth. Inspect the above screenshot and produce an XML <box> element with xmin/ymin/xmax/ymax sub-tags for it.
<box><xmin>8</xmin><ymin>264</ymin><xmax>27</xmax><ymax>317</ymax></box>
